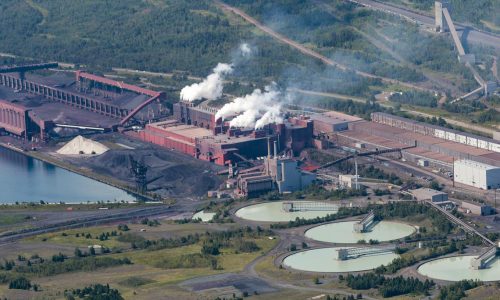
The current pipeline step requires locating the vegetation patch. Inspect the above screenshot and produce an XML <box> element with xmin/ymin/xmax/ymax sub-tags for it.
<box><xmin>12</xmin><ymin>256</ymin><xmax>132</xmax><ymax>277</ymax></box>
<box><xmin>155</xmin><ymin>253</ymin><xmax>218</xmax><ymax>270</ymax></box>
<box><xmin>345</xmin><ymin>273</ymin><xmax>434</xmax><ymax>297</ymax></box>
<box><xmin>65</xmin><ymin>284</ymin><xmax>123</xmax><ymax>300</ymax></box>
<box><xmin>438</xmin><ymin>279</ymin><xmax>483</xmax><ymax>300</ymax></box>
<box><xmin>118</xmin><ymin>276</ymin><xmax>155</xmax><ymax>287</ymax></box>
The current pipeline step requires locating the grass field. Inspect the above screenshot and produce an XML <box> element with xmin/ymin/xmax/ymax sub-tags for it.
<box><xmin>0</xmin><ymin>224</ymin><xmax>277</xmax><ymax>299</ymax></box>
<box><xmin>0</xmin><ymin>214</ymin><xmax>30</xmax><ymax>225</ymax></box>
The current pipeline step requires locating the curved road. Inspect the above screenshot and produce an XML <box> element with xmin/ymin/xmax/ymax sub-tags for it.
<box><xmin>241</xmin><ymin>233</ymin><xmax>379</xmax><ymax>300</ymax></box>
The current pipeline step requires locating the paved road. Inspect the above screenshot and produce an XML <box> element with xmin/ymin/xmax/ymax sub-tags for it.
<box><xmin>241</xmin><ymin>232</ymin><xmax>380</xmax><ymax>300</ymax></box>
<box><xmin>346</xmin><ymin>0</ymin><xmax>500</xmax><ymax>51</ymax></box>
<box><xmin>0</xmin><ymin>205</ymin><xmax>182</xmax><ymax>245</ymax></box>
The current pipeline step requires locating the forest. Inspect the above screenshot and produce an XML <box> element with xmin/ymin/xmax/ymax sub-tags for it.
<box><xmin>345</xmin><ymin>273</ymin><xmax>435</xmax><ymax>297</ymax></box>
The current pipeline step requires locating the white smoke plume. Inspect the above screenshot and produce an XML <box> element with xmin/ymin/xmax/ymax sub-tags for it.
<box><xmin>215</xmin><ymin>84</ymin><xmax>284</xmax><ymax>129</ymax></box>
<box><xmin>180</xmin><ymin>63</ymin><xmax>233</xmax><ymax>102</ymax></box>
<box><xmin>239</xmin><ymin>43</ymin><xmax>252</xmax><ymax>57</ymax></box>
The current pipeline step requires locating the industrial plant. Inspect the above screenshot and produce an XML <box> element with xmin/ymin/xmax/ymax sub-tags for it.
<box><xmin>1</xmin><ymin>0</ymin><xmax>500</xmax><ymax>298</ymax></box>
<box><xmin>0</xmin><ymin>63</ymin><xmax>167</xmax><ymax>141</ymax></box>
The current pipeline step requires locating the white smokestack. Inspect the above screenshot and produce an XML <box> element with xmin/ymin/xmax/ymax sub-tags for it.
<box><xmin>215</xmin><ymin>84</ymin><xmax>284</xmax><ymax>129</ymax></box>
<box><xmin>180</xmin><ymin>63</ymin><xmax>233</xmax><ymax>102</ymax></box>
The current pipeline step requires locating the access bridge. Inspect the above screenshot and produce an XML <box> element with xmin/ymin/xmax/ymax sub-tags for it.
<box><xmin>425</xmin><ymin>200</ymin><xmax>498</xmax><ymax>269</ymax></box>
<box><xmin>282</xmin><ymin>201</ymin><xmax>338</xmax><ymax>212</ymax></box>
<box><xmin>334</xmin><ymin>245</ymin><xmax>396</xmax><ymax>260</ymax></box>
<box><xmin>354</xmin><ymin>211</ymin><xmax>375</xmax><ymax>233</ymax></box>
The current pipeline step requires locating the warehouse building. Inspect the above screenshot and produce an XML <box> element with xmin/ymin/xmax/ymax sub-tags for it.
<box><xmin>311</xmin><ymin>111</ymin><xmax>363</xmax><ymax>136</ymax></box>
<box><xmin>371</xmin><ymin>112</ymin><xmax>500</xmax><ymax>153</ymax></box>
<box><xmin>410</xmin><ymin>188</ymin><xmax>448</xmax><ymax>202</ymax></box>
<box><xmin>461</xmin><ymin>201</ymin><xmax>496</xmax><ymax>216</ymax></box>
<box><xmin>454</xmin><ymin>159</ymin><xmax>500</xmax><ymax>190</ymax></box>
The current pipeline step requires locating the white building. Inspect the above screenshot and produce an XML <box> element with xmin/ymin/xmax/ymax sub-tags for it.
<box><xmin>266</xmin><ymin>156</ymin><xmax>316</xmax><ymax>193</ymax></box>
<box><xmin>339</xmin><ymin>174</ymin><xmax>360</xmax><ymax>189</ymax></box>
<box><xmin>454</xmin><ymin>159</ymin><xmax>500</xmax><ymax>190</ymax></box>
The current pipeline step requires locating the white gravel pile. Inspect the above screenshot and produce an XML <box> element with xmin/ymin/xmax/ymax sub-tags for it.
<box><xmin>57</xmin><ymin>135</ymin><xmax>109</xmax><ymax>155</ymax></box>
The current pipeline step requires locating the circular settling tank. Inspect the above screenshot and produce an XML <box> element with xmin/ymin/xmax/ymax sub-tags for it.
<box><xmin>418</xmin><ymin>256</ymin><xmax>500</xmax><ymax>282</ymax></box>
<box><xmin>192</xmin><ymin>211</ymin><xmax>216</xmax><ymax>222</ymax></box>
<box><xmin>235</xmin><ymin>201</ymin><xmax>338</xmax><ymax>222</ymax></box>
<box><xmin>283</xmin><ymin>247</ymin><xmax>399</xmax><ymax>273</ymax></box>
<box><xmin>305</xmin><ymin>221</ymin><xmax>415</xmax><ymax>244</ymax></box>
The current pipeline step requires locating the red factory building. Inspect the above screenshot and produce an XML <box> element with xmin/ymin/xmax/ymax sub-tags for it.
<box><xmin>0</xmin><ymin>99</ymin><xmax>53</xmax><ymax>140</ymax></box>
<box><xmin>140</xmin><ymin>100</ymin><xmax>314</xmax><ymax>166</ymax></box>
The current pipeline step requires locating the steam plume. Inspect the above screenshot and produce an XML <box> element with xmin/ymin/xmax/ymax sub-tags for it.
<box><xmin>180</xmin><ymin>63</ymin><xmax>233</xmax><ymax>102</ymax></box>
<box><xmin>216</xmin><ymin>84</ymin><xmax>283</xmax><ymax>129</ymax></box>
<box><xmin>239</xmin><ymin>43</ymin><xmax>252</xmax><ymax>57</ymax></box>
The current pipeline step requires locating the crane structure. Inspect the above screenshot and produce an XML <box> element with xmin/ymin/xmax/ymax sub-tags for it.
<box><xmin>129</xmin><ymin>155</ymin><xmax>148</xmax><ymax>194</ymax></box>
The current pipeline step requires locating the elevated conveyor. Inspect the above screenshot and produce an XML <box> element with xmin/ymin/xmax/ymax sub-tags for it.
<box><xmin>354</xmin><ymin>211</ymin><xmax>375</xmax><ymax>233</ymax></box>
<box><xmin>471</xmin><ymin>246</ymin><xmax>498</xmax><ymax>270</ymax></box>
<box><xmin>282</xmin><ymin>201</ymin><xmax>338</xmax><ymax>212</ymax></box>
<box><xmin>334</xmin><ymin>245</ymin><xmax>395</xmax><ymax>260</ymax></box>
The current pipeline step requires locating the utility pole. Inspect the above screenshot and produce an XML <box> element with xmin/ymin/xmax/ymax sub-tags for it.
<box><xmin>495</xmin><ymin>189</ymin><xmax>497</xmax><ymax>209</ymax></box>
<box><xmin>452</xmin><ymin>157</ymin><xmax>455</xmax><ymax>187</ymax></box>
<box><xmin>354</xmin><ymin>153</ymin><xmax>359</xmax><ymax>190</ymax></box>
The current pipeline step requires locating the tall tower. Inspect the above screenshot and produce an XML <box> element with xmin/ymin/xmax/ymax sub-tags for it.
<box><xmin>435</xmin><ymin>1</ymin><xmax>450</xmax><ymax>32</ymax></box>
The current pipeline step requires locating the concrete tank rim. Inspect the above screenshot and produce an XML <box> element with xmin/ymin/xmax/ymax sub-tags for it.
<box><xmin>233</xmin><ymin>199</ymin><xmax>340</xmax><ymax>223</ymax></box>
<box><xmin>281</xmin><ymin>246</ymin><xmax>399</xmax><ymax>274</ymax></box>
<box><xmin>416</xmin><ymin>254</ymin><xmax>500</xmax><ymax>283</ymax></box>
<box><xmin>304</xmin><ymin>219</ymin><xmax>417</xmax><ymax>243</ymax></box>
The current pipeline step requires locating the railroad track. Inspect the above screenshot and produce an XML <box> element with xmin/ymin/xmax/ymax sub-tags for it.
<box><xmin>0</xmin><ymin>205</ymin><xmax>177</xmax><ymax>245</ymax></box>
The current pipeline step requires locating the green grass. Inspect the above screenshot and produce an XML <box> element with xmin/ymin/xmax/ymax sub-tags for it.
<box><xmin>23</xmin><ymin>226</ymin><xmax>130</xmax><ymax>248</ymax></box>
<box><xmin>0</xmin><ymin>214</ymin><xmax>30</xmax><ymax>226</ymax></box>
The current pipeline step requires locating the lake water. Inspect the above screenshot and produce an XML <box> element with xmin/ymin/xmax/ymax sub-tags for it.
<box><xmin>0</xmin><ymin>146</ymin><xmax>137</xmax><ymax>204</ymax></box>
<box><xmin>283</xmin><ymin>247</ymin><xmax>399</xmax><ymax>273</ymax></box>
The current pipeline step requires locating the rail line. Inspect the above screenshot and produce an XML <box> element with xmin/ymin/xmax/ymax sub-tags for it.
<box><xmin>425</xmin><ymin>200</ymin><xmax>494</xmax><ymax>246</ymax></box>
<box><xmin>0</xmin><ymin>205</ymin><xmax>176</xmax><ymax>245</ymax></box>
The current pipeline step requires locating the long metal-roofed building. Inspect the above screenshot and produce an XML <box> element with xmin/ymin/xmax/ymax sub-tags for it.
<box><xmin>311</xmin><ymin>111</ymin><xmax>364</xmax><ymax>135</ymax></box>
<box><xmin>371</xmin><ymin>112</ymin><xmax>500</xmax><ymax>153</ymax></box>
<box><xmin>139</xmin><ymin>120</ymin><xmax>213</xmax><ymax>156</ymax></box>
<box><xmin>333</xmin><ymin>113</ymin><xmax>500</xmax><ymax>172</ymax></box>
<box><xmin>0</xmin><ymin>66</ymin><xmax>167</xmax><ymax>138</ymax></box>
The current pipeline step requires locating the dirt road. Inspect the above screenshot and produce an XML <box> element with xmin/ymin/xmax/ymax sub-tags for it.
<box><xmin>214</xmin><ymin>0</ymin><xmax>435</xmax><ymax>93</ymax></box>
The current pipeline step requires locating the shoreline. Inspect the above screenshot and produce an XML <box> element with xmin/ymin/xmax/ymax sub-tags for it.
<box><xmin>0</xmin><ymin>142</ymin><xmax>156</xmax><ymax>202</ymax></box>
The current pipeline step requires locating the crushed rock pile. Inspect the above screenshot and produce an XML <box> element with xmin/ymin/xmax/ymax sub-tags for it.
<box><xmin>57</xmin><ymin>135</ymin><xmax>109</xmax><ymax>155</ymax></box>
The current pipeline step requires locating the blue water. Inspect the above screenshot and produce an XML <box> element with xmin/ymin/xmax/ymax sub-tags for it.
<box><xmin>0</xmin><ymin>146</ymin><xmax>137</xmax><ymax>204</ymax></box>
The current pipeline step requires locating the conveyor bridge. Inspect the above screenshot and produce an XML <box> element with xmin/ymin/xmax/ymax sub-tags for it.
<box><xmin>426</xmin><ymin>200</ymin><xmax>494</xmax><ymax>246</ymax></box>
<box><xmin>315</xmin><ymin>145</ymin><xmax>416</xmax><ymax>171</ymax></box>
<box><xmin>334</xmin><ymin>245</ymin><xmax>395</xmax><ymax>260</ymax></box>
<box><xmin>471</xmin><ymin>246</ymin><xmax>498</xmax><ymax>270</ymax></box>
<box><xmin>282</xmin><ymin>201</ymin><xmax>338</xmax><ymax>212</ymax></box>
<box><xmin>354</xmin><ymin>211</ymin><xmax>375</xmax><ymax>233</ymax></box>
<box><xmin>0</xmin><ymin>63</ymin><xmax>58</xmax><ymax>74</ymax></box>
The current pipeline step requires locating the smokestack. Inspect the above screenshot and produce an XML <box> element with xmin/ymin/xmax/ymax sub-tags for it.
<box><xmin>267</xmin><ymin>137</ymin><xmax>271</xmax><ymax>158</ymax></box>
<box><xmin>274</xmin><ymin>141</ymin><xmax>277</xmax><ymax>158</ymax></box>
